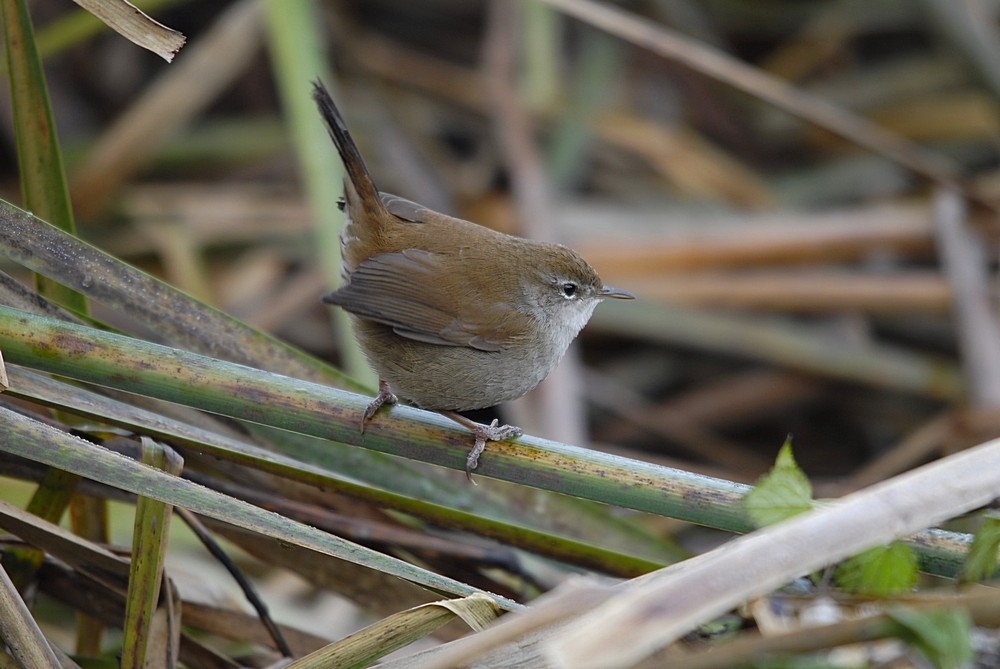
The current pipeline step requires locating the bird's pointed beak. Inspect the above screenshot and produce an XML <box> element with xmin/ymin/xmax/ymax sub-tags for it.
<box><xmin>598</xmin><ymin>285</ymin><xmax>635</xmax><ymax>300</ymax></box>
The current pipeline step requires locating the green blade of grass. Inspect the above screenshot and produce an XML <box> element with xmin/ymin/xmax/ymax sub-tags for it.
<box><xmin>7</xmin><ymin>364</ymin><xmax>676</xmax><ymax>574</ymax></box>
<box><xmin>121</xmin><ymin>438</ymin><xmax>182</xmax><ymax>669</ymax></box>
<box><xmin>0</xmin><ymin>0</ymin><xmax>86</xmax><ymax>313</ymax></box>
<box><xmin>0</xmin><ymin>405</ymin><xmax>519</xmax><ymax>611</ymax></box>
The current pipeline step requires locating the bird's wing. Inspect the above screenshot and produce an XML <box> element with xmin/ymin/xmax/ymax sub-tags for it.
<box><xmin>381</xmin><ymin>193</ymin><xmax>429</xmax><ymax>223</ymax></box>
<box><xmin>323</xmin><ymin>249</ymin><xmax>525</xmax><ymax>351</ymax></box>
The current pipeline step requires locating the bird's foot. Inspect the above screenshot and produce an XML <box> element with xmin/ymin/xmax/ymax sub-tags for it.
<box><xmin>361</xmin><ymin>379</ymin><xmax>398</xmax><ymax>433</ymax></box>
<box><xmin>465</xmin><ymin>419</ymin><xmax>523</xmax><ymax>484</ymax></box>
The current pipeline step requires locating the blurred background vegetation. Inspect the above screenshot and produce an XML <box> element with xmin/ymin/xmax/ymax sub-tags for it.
<box><xmin>1</xmin><ymin>0</ymin><xmax>999</xmax><ymax>666</ymax></box>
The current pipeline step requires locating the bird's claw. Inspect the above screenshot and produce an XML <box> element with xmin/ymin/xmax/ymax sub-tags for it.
<box><xmin>465</xmin><ymin>418</ymin><xmax>523</xmax><ymax>483</ymax></box>
<box><xmin>360</xmin><ymin>380</ymin><xmax>397</xmax><ymax>433</ymax></box>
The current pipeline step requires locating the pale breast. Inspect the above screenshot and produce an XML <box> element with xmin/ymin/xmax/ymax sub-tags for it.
<box><xmin>351</xmin><ymin>318</ymin><xmax>562</xmax><ymax>411</ymax></box>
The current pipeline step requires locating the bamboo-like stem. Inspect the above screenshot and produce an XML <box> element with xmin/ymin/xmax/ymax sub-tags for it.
<box><xmin>0</xmin><ymin>304</ymin><xmax>977</xmax><ymax>578</ymax></box>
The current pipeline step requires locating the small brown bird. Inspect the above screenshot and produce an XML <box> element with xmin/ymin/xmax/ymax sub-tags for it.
<box><xmin>313</xmin><ymin>81</ymin><xmax>633</xmax><ymax>479</ymax></box>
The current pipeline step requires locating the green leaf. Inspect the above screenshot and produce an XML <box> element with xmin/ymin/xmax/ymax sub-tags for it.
<box><xmin>744</xmin><ymin>437</ymin><xmax>813</xmax><ymax>527</ymax></box>
<box><xmin>835</xmin><ymin>542</ymin><xmax>918</xmax><ymax>596</ymax></box>
<box><xmin>1</xmin><ymin>0</ymin><xmax>86</xmax><ymax>313</ymax></box>
<box><xmin>121</xmin><ymin>438</ymin><xmax>181</xmax><ymax>669</ymax></box>
<box><xmin>959</xmin><ymin>512</ymin><xmax>1000</xmax><ymax>583</ymax></box>
<box><xmin>888</xmin><ymin>607</ymin><xmax>973</xmax><ymax>669</ymax></box>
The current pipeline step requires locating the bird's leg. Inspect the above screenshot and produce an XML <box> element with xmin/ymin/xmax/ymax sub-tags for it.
<box><xmin>440</xmin><ymin>411</ymin><xmax>522</xmax><ymax>483</ymax></box>
<box><xmin>361</xmin><ymin>379</ymin><xmax>398</xmax><ymax>433</ymax></box>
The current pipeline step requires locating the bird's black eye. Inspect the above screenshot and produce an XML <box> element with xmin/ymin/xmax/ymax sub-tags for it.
<box><xmin>561</xmin><ymin>282</ymin><xmax>578</xmax><ymax>298</ymax></box>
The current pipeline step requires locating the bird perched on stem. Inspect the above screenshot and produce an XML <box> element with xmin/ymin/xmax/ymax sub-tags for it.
<box><xmin>313</xmin><ymin>81</ymin><xmax>634</xmax><ymax>481</ymax></box>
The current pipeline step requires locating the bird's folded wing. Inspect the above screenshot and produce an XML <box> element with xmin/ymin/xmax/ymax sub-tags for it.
<box><xmin>323</xmin><ymin>249</ymin><xmax>525</xmax><ymax>352</ymax></box>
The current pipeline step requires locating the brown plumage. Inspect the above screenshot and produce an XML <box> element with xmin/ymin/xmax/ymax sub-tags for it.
<box><xmin>313</xmin><ymin>81</ymin><xmax>633</xmax><ymax>476</ymax></box>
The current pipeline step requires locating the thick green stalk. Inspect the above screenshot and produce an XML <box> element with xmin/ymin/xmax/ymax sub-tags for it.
<box><xmin>9</xmin><ymin>365</ymin><xmax>677</xmax><ymax>574</ymax></box>
<box><xmin>0</xmin><ymin>405</ymin><xmax>519</xmax><ymax>611</ymax></box>
<box><xmin>0</xmin><ymin>304</ymin><xmax>979</xmax><ymax>576</ymax></box>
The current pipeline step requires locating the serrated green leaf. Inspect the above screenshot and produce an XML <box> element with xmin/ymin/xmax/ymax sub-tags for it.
<box><xmin>744</xmin><ymin>438</ymin><xmax>813</xmax><ymax>527</ymax></box>
<box><xmin>888</xmin><ymin>607</ymin><xmax>973</xmax><ymax>669</ymax></box>
<box><xmin>959</xmin><ymin>512</ymin><xmax>1000</xmax><ymax>583</ymax></box>
<box><xmin>835</xmin><ymin>542</ymin><xmax>918</xmax><ymax>596</ymax></box>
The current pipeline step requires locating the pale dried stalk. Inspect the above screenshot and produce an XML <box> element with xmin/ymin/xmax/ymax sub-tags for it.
<box><xmin>72</xmin><ymin>0</ymin><xmax>184</xmax><ymax>61</ymax></box>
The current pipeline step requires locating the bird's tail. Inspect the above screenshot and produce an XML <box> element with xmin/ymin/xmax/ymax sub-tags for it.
<box><xmin>311</xmin><ymin>80</ymin><xmax>388</xmax><ymax>221</ymax></box>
